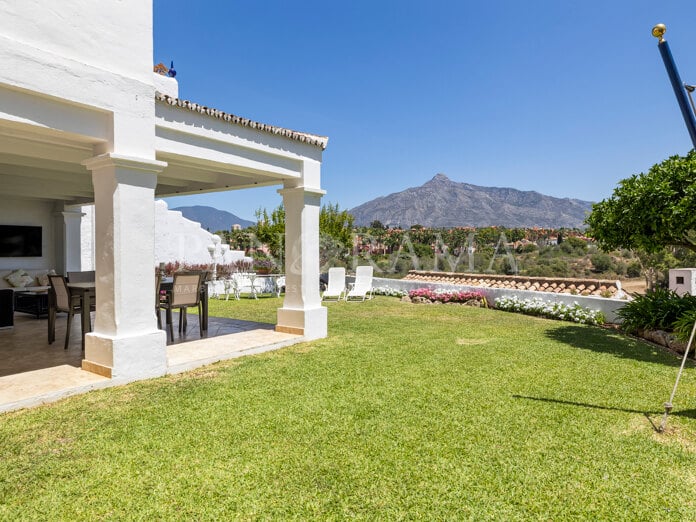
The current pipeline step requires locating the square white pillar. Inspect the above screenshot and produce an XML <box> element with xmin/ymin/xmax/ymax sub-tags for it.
<box><xmin>276</xmin><ymin>185</ymin><xmax>328</xmax><ymax>340</ymax></box>
<box><xmin>81</xmin><ymin>153</ymin><xmax>167</xmax><ymax>380</ymax></box>
<box><xmin>61</xmin><ymin>210</ymin><xmax>86</xmax><ymax>272</ymax></box>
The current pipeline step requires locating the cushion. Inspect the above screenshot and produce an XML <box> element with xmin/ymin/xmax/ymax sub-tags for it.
<box><xmin>5</xmin><ymin>269</ymin><xmax>35</xmax><ymax>288</ymax></box>
<box><xmin>35</xmin><ymin>269</ymin><xmax>56</xmax><ymax>287</ymax></box>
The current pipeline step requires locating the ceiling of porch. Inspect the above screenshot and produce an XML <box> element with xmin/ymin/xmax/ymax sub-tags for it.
<box><xmin>0</xmin><ymin>119</ymin><xmax>291</xmax><ymax>206</ymax></box>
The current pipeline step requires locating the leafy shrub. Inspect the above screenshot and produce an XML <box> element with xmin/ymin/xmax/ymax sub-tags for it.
<box><xmin>617</xmin><ymin>288</ymin><xmax>696</xmax><ymax>333</ymax></box>
<box><xmin>626</xmin><ymin>261</ymin><xmax>642</xmax><ymax>278</ymax></box>
<box><xmin>516</xmin><ymin>243</ymin><xmax>537</xmax><ymax>254</ymax></box>
<box><xmin>565</xmin><ymin>236</ymin><xmax>589</xmax><ymax>253</ymax></box>
<box><xmin>590</xmin><ymin>253</ymin><xmax>614</xmax><ymax>273</ymax></box>
<box><xmin>613</xmin><ymin>261</ymin><xmax>627</xmax><ymax>277</ymax></box>
<box><xmin>495</xmin><ymin>296</ymin><xmax>605</xmax><ymax>325</ymax></box>
<box><xmin>673</xmin><ymin>310</ymin><xmax>696</xmax><ymax>342</ymax></box>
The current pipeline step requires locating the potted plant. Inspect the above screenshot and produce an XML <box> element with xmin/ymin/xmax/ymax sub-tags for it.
<box><xmin>253</xmin><ymin>258</ymin><xmax>275</xmax><ymax>275</ymax></box>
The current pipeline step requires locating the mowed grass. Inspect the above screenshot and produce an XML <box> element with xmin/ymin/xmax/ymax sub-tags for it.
<box><xmin>2</xmin><ymin>297</ymin><xmax>696</xmax><ymax>519</ymax></box>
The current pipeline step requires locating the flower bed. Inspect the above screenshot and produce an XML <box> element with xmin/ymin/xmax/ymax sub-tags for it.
<box><xmin>494</xmin><ymin>295</ymin><xmax>605</xmax><ymax>325</ymax></box>
<box><xmin>372</xmin><ymin>287</ymin><xmax>407</xmax><ymax>297</ymax></box>
<box><xmin>406</xmin><ymin>288</ymin><xmax>487</xmax><ymax>306</ymax></box>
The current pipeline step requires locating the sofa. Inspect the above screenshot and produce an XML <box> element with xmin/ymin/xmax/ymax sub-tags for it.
<box><xmin>0</xmin><ymin>269</ymin><xmax>54</xmax><ymax>320</ymax></box>
<box><xmin>0</xmin><ymin>268</ymin><xmax>54</xmax><ymax>292</ymax></box>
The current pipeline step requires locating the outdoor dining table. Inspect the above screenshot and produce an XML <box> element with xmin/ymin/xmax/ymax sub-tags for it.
<box><xmin>159</xmin><ymin>276</ymin><xmax>209</xmax><ymax>332</ymax></box>
<box><xmin>252</xmin><ymin>274</ymin><xmax>284</xmax><ymax>298</ymax></box>
<box><xmin>66</xmin><ymin>281</ymin><xmax>95</xmax><ymax>350</ymax></box>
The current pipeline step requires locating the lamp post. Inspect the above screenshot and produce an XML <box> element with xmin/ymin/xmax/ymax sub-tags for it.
<box><xmin>207</xmin><ymin>234</ymin><xmax>222</xmax><ymax>281</ymax></box>
<box><xmin>652</xmin><ymin>24</ymin><xmax>696</xmax><ymax>148</ymax></box>
<box><xmin>207</xmin><ymin>244</ymin><xmax>216</xmax><ymax>281</ymax></box>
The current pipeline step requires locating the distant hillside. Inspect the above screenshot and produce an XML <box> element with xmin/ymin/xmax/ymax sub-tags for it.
<box><xmin>172</xmin><ymin>206</ymin><xmax>254</xmax><ymax>231</ymax></box>
<box><xmin>349</xmin><ymin>174</ymin><xmax>594</xmax><ymax>228</ymax></box>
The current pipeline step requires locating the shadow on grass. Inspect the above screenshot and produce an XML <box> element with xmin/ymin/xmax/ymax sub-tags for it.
<box><xmin>513</xmin><ymin>394</ymin><xmax>660</xmax><ymax>416</ymax></box>
<box><xmin>545</xmin><ymin>325</ymin><xmax>684</xmax><ymax>367</ymax></box>
<box><xmin>513</xmin><ymin>394</ymin><xmax>696</xmax><ymax>432</ymax></box>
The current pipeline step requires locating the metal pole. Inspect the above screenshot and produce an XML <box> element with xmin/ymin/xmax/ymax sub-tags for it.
<box><xmin>652</xmin><ymin>24</ymin><xmax>696</xmax><ymax>148</ymax></box>
<box><xmin>658</xmin><ymin>317</ymin><xmax>696</xmax><ymax>432</ymax></box>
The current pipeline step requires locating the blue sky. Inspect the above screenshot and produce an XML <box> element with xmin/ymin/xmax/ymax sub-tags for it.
<box><xmin>155</xmin><ymin>1</ymin><xmax>696</xmax><ymax>222</ymax></box>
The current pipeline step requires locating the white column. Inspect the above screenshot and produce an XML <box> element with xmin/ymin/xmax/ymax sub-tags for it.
<box><xmin>62</xmin><ymin>210</ymin><xmax>85</xmax><ymax>273</ymax></box>
<box><xmin>276</xmin><ymin>187</ymin><xmax>327</xmax><ymax>339</ymax></box>
<box><xmin>276</xmin><ymin>184</ymin><xmax>327</xmax><ymax>340</ymax></box>
<box><xmin>81</xmin><ymin>153</ymin><xmax>167</xmax><ymax>380</ymax></box>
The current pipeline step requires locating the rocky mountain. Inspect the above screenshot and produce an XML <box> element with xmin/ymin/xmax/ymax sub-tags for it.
<box><xmin>349</xmin><ymin>174</ymin><xmax>594</xmax><ymax>228</ymax></box>
<box><xmin>172</xmin><ymin>205</ymin><xmax>254</xmax><ymax>231</ymax></box>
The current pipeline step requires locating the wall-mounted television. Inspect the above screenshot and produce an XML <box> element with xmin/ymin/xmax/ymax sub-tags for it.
<box><xmin>0</xmin><ymin>225</ymin><xmax>42</xmax><ymax>257</ymax></box>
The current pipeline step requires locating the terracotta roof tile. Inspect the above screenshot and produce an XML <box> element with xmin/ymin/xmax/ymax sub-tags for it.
<box><xmin>403</xmin><ymin>270</ymin><xmax>621</xmax><ymax>297</ymax></box>
<box><xmin>155</xmin><ymin>92</ymin><xmax>328</xmax><ymax>150</ymax></box>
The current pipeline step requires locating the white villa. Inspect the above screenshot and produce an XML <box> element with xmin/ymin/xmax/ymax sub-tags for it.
<box><xmin>0</xmin><ymin>2</ymin><xmax>328</xmax><ymax>387</ymax></box>
<box><xmin>80</xmin><ymin>200</ymin><xmax>252</xmax><ymax>269</ymax></box>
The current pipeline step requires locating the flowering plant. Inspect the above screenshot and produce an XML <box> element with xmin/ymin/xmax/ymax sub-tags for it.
<box><xmin>373</xmin><ymin>287</ymin><xmax>407</xmax><ymax>297</ymax></box>
<box><xmin>231</xmin><ymin>260</ymin><xmax>253</xmax><ymax>273</ymax></box>
<box><xmin>494</xmin><ymin>295</ymin><xmax>605</xmax><ymax>325</ymax></box>
<box><xmin>252</xmin><ymin>258</ymin><xmax>276</xmax><ymax>273</ymax></box>
<box><xmin>408</xmin><ymin>288</ymin><xmax>486</xmax><ymax>305</ymax></box>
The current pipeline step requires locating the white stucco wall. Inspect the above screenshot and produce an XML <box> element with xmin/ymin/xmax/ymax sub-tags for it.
<box><xmin>0</xmin><ymin>0</ymin><xmax>156</xmax><ymax>157</ymax></box>
<box><xmin>154</xmin><ymin>74</ymin><xmax>178</xmax><ymax>98</ymax></box>
<box><xmin>0</xmin><ymin>1</ymin><xmax>152</xmax><ymax>83</ymax></box>
<box><xmin>80</xmin><ymin>205</ymin><xmax>95</xmax><ymax>270</ymax></box>
<box><xmin>0</xmin><ymin>199</ymin><xmax>56</xmax><ymax>272</ymax></box>
<box><xmin>80</xmin><ymin>201</ymin><xmax>249</xmax><ymax>268</ymax></box>
<box><xmin>669</xmin><ymin>268</ymin><xmax>696</xmax><ymax>297</ymax></box>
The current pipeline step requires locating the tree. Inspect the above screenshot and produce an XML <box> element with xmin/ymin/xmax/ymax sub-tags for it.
<box><xmin>251</xmin><ymin>203</ymin><xmax>355</xmax><ymax>267</ymax></box>
<box><xmin>319</xmin><ymin>203</ymin><xmax>354</xmax><ymax>251</ymax></box>
<box><xmin>253</xmin><ymin>205</ymin><xmax>286</xmax><ymax>259</ymax></box>
<box><xmin>586</xmin><ymin>150</ymin><xmax>696</xmax><ymax>254</ymax></box>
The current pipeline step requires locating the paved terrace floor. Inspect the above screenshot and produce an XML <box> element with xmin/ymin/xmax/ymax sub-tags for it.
<box><xmin>0</xmin><ymin>310</ymin><xmax>302</xmax><ymax>413</ymax></box>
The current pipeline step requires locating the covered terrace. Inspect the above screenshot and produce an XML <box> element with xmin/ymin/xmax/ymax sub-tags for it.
<box><xmin>0</xmin><ymin>15</ymin><xmax>328</xmax><ymax>404</ymax></box>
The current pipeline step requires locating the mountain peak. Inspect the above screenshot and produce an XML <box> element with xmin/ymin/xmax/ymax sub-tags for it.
<box><xmin>430</xmin><ymin>173</ymin><xmax>450</xmax><ymax>183</ymax></box>
<box><xmin>172</xmin><ymin>205</ymin><xmax>254</xmax><ymax>231</ymax></box>
<box><xmin>349</xmin><ymin>175</ymin><xmax>594</xmax><ymax>228</ymax></box>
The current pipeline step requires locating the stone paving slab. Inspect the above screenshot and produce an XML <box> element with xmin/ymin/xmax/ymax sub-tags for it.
<box><xmin>0</xmin><ymin>365</ymin><xmax>110</xmax><ymax>413</ymax></box>
<box><xmin>1</xmin><ymin>317</ymin><xmax>304</xmax><ymax>414</ymax></box>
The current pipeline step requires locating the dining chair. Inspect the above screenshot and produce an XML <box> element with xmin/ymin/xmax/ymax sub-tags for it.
<box><xmin>67</xmin><ymin>270</ymin><xmax>95</xmax><ymax>283</ymax></box>
<box><xmin>155</xmin><ymin>272</ymin><xmax>165</xmax><ymax>330</ymax></box>
<box><xmin>160</xmin><ymin>272</ymin><xmax>205</xmax><ymax>339</ymax></box>
<box><xmin>48</xmin><ymin>274</ymin><xmax>87</xmax><ymax>350</ymax></box>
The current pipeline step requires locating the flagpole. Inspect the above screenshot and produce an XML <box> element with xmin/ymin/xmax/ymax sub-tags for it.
<box><xmin>653</xmin><ymin>24</ymin><xmax>696</xmax><ymax>148</ymax></box>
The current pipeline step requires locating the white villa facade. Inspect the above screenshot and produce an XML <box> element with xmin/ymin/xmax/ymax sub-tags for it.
<box><xmin>0</xmin><ymin>1</ymin><xmax>328</xmax><ymax>381</ymax></box>
<box><xmin>80</xmin><ymin>200</ymin><xmax>252</xmax><ymax>269</ymax></box>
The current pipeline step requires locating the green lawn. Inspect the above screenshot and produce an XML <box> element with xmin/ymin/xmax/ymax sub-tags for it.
<box><xmin>2</xmin><ymin>297</ymin><xmax>696</xmax><ymax>519</ymax></box>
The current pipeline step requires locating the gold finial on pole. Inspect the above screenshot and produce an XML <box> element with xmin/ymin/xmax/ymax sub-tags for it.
<box><xmin>652</xmin><ymin>24</ymin><xmax>666</xmax><ymax>43</ymax></box>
